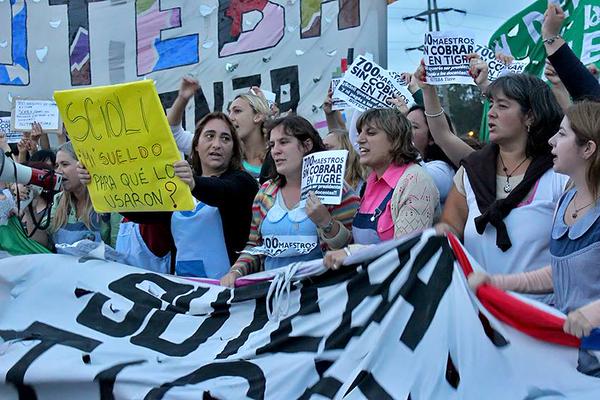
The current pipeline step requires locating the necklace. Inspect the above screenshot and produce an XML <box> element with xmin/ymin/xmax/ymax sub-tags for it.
<box><xmin>571</xmin><ymin>193</ymin><xmax>596</xmax><ymax>219</ymax></box>
<box><xmin>499</xmin><ymin>154</ymin><xmax>529</xmax><ymax>193</ymax></box>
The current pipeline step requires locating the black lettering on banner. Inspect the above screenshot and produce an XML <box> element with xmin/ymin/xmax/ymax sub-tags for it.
<box><xmin>49</xmin><ymin>0</ymin><xmax>97</xmax><ymax>85</ymax></box>
<box><xmin>398</xmin><ymin>236</ymin><xmax>454</xmax><ymax>350</ymax></box>
<box><xmin>232</xmin><ymin>74</ymin><xmax>262</xmax><ymax>91</ymax></box>
<box><xmin>158</xmin><ymin>90</ymin><xmax>183</xmax><ymax>126</ymax></box>
<box><xmin>94</xmin><ymin>360</ymin><xmax>146</xmax><ymax>400</ymax></box>
<box><xmin>324</xmin><ymin>237</ymin><xmax>418</xmax><ymax>351</ymax></box>
<box><xmin>143</xmin><ymin>361</ymin><xmax>266</xmax><ymax>400</ymax></box>
<box><xmin>345</xmin><ymin>370</ymin><xmax>394</xmax><ymax>399</ymax></box>
<box><xmin>271</xmin><ymin>65</ymin><xmax>300</xmax><ymax>113</ymax></box>
<box><xmin>217</xmin><ymin>283</ymin><xmax>271</xmax><ymax>359</ymax></box>
<box><xmin>130</xmin><ymin>288</ymin><xmax>229</xmax><ymax>357</ymax></box>
<box><xmin>76</xmin><ymin>273</ymin><xmax>194</xmax><ymax>338</ymax></box>
<box><xmin>298</xmin><ymin>376</ymin><xmax>343</xmax><ymax>399</ymax></box>
<box><xmin>0</xmin><ymin>322</ymin><xmax>102</xmax><ymax>400</ymax></box>
<box><xmin>255</xmin><ymin>283</ymin><xmax>322</xmax><ymax>355</ymax></box>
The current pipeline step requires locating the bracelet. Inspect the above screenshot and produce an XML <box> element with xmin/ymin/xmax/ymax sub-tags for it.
<box><xmin>424</xmin><ymin>108</ymin><xmax>445</xmax><ymax>118</ymax></box>
<box><xmin>231</xmin><ymin>269</ymin><xmax>244</xmax><ymax>277</ymax></box>
<box><xmin>343</xmin><ymin>247</ymin><xmax>352</xmax><ymax>257</ymax></box>
<box><xmin>319</xmin><ymin>218</ymin><xmax>335</xmax><ymax>234</ymax></box>
<box><xmin>542</xmin><ymin>35</ymin><xmax>561</xmax><ymax>45</ymax></box>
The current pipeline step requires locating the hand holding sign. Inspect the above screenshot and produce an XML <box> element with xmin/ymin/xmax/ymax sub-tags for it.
<box><xmin>301</xmin><ymin>150</ymin><xmax>348</xmax><ymax>205</ymax></box>
<box><xmin>423</xmin><ymin>31</ymin><xmax>476</xmax><ymax>85</ymax></box>
<box><xmin>467</xmin><ymin>53</ymin><xmax>490</xmax><ymax>90</ymax></box>
<box><xmin>54</xmin><ymin>80</ymin><xmax>194</xmax><ymax>213</ymax></box>
<box><xmin>173</xmin><ymin>160</ymin><xmax>195</xmax><ymax>191</ymax></box>
<box><xmin>305</xmin><ymin>191</ymin><xmax>333</xmax><ymax>229</ymax></box>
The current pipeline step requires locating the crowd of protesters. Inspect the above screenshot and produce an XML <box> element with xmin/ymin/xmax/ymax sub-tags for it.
<box><xmin>1</xmin><ymin>4</ymin><xmax>599</xmax><ymax>339</ymax></box>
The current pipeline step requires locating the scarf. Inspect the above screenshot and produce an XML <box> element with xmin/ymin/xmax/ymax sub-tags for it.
<box><xmin>461</xmin><ymin>143</ymin><xmax>553</xmax><ymax>251</ymax></box>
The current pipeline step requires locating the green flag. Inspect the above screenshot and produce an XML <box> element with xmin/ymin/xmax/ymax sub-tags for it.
<box><xmin>0</xmin><ymin>216</ymin><xmax>51</xmax><ymax>256</ymax></box>
<box><xmin>479</xmin><ymin>0</ymin><xmax>600</xmax><ymax>142</ymax></box>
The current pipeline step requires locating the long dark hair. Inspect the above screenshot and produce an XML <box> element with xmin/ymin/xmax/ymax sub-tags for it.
<box><xmin>407</xmin><ymin>105</ymin><xmax>455</xmax><ymax>168</ymax></box>
<box><xmin>264</xmin><ymin>115</ymin><xmax>326</xmax><ymax>186</ymax></box>
<box><xmin>190</xmin><ymin>112</ymin><xmax>243</xmax><ymax>175</ymax></box>
<box><xmin>487</xmin><ymin>73</ymin><xmax>563</xmax><ymax>158</ymax></box>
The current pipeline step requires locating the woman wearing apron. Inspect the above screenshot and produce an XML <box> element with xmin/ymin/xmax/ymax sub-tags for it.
<box><xmin>79</xmin><ymin>112</ymin><xmax>258</xmax><ymax>279</ymax></box>
<box><xmin>324</xmin><ymin>108</ymin><xmax>439</xmax><ymax>269</ymax></box>
<box><xmin>221</xmin><ymin>115</ymin><xmax>361</xmax><ymax>287</ymax></box>
<box><xmin>48</xmin><ymin>142</ymin><xmax>113</xmax><ymax>249</ymax></box>
<box><xmin>469</xmin><ymin>101</ymin><xmax>600</xmax><ymax>339</ymax></box>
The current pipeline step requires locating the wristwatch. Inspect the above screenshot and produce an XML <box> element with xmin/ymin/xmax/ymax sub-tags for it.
<box><xmin>542</xmin><ymin>35</ymin><xmax>561</xmax><ymax>45</ymax></box>
<box><xmin>320</xmin><ymin>218</ymin><xmax>335</xmax><ymax>234</ymax></box>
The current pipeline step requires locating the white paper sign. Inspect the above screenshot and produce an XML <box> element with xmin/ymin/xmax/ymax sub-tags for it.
<box><xmin>12</xmin><ymin>99</ymin><xmax>61</xmax><ymax>132</ymax></box>
<box><xmin>0</xmin><ymin>116</ymin><xmax>22</xmax><ymax>143</ymax></box>
<box><xmin>331</xmin><ymin>78</ymin><xmax>350</xmax><ymax>111</ymax></box>
<box><xmin>388</xmin><ymin>71</ymin><xmax>416</xmax><ymax>103</ymax></box>
<box><xmin>423</xmin><ymin>31</ymin><xmax>476</xmax><ymax>85</ymax></box>
<box><xmin>474</xmin><ymin>44</ymin><xmax>529</xmax><ymax>81</ymax></box>
<box><xmin>301</xmin><ymin>149</ymin><xmax>347</xmax><ymax>205</ymax></box>
<box><xmin>335</xmin><ymin>56</ymin><xmax>413</xmax><ymax>112</ymax></box>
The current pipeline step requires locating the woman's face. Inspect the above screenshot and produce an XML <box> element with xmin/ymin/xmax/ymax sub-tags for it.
<box><xmin>487</xmin><ymin>90</ymin><xmax>529</xmax><ymax>146</ymax></box>
<box><xmin>548</xmin><ymin>116</ymin><xmax>590</xmax><ymax>176</ymax></box>
<box><xmin>323</xmin><ymin>133</ymin><xmax>342</xmax><ymax>150</ymax></box>
<box><xmin>195</xmin><ymin>118</ymin><xmax>234</xmax><ymax>176</ymax></box>
<box><xmin>55</xmin><ymin>150</ymin><xmax>81</xmax><ymax>192</ymax></box>
<box><xmin>407</xmin><ymin>109</ymin><xmax>431</xmax><ymax>157</ymax></box>
<box><xmin>269</xmin><ymin>125</ymin><xmax>311</xmax><ymax>178</ymax></box>
<box><xmin>357</xmin><ymin>122</ymin><xmax>393</xmax><ymax>171</ymax></box>
<box><xmin>228</xmin><ymin>97</ymin><xmax>259</xmax><ymax>141</ymax></box>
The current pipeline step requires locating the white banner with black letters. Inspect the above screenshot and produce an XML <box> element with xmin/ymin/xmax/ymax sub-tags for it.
<box><xmin>1</xmin><ymin>231</ymin><xmax>599</xmax><ymax>399</ymax></box>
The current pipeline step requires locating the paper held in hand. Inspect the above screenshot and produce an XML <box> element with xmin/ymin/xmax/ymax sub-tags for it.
<box><xmin>53</xmin><ymin>80</ymin><xmax>195</xmax><ymax>213</ymax></box>
<box><xmin>0</xmin><ymin>117</ymin><xmax>22</xmax><ymax>143</ymax></box>
<box><xmin>474</xmin><ymin>44</ymin><xmax>529</xmax><ymax>81</ymax></box>
<box><xmin>423</xmin><ymin>31</ymin><xmax>476</xmax><ymax>85</ymax></box>
<box><xmin>331</xmin><ymin>78</ymin><xmax>350</xmax><ymax>111</ymax></box>
<box><xmin>301</xmin><ymin>150</ymin><xmax>348</xmax><ymax>205</ymax></box>
<box><xmin>334</xmin><ymin>55</ymin><xmax>414</xmax><ymax>112</ymax></box>
<box><xmin>11</xmin><ymin>98</ymin><xmax>62</xmax><ymax>132</ymax></box>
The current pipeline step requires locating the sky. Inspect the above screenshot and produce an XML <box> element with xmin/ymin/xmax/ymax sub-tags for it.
<box><xmin>387</xmin><ymin>0</ymin><xmax>535</xmax><ymax>73</ymax></box>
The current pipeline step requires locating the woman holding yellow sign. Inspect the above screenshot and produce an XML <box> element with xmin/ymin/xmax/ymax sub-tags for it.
<box><xmin>81</xmin><ymin>112</ymin><xmax>258</xmax><ymax>279</ymax></box>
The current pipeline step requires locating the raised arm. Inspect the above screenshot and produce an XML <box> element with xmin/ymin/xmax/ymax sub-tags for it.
<box><xmin>167</xmin><ymin>77</ymin><xmax>199</xmax><ymax>155</ymax></box>
<box><xmin>323</xmin><ymin>87</ymin><xmax>346</xmax><ymax>131</ymax></box>
<box><xmin>543</xmin><ymin>4</ymin><xmax>600</xmax><ymax>101</ymax></box>
<box><xmin>544</xmin><ymin>61</ymin><xmax>571</xmax><ymax>113</ymax></box>
<box><xmin>416</xmin><ymin>62</ymin><xmax>474</xmax><ymax>167</ymax></box>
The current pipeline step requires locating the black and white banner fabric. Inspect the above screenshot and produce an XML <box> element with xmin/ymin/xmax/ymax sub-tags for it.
<box><xmin>1</xmin><ymin>231</ymin><xmax>599</xmax><ymax>399</ymax></box>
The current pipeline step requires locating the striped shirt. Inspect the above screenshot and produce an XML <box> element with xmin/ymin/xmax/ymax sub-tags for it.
<box><xmin>232</xmin><ymin>177</ymin><xmax>360</xmax><ymax>276</ymax></box>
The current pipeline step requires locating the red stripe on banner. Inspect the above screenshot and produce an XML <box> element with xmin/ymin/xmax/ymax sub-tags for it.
<box><xmin>446</xmin><ymin>233</ymin><xmax>581</xmax><ymax>348</ymax></box>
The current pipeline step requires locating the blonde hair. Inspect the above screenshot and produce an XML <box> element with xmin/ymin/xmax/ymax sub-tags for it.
<box><xmin>235</xmin><ymin>92</ymin><xmax>271</xmax><ymax>118</ymax></box>
<box><xmin>326</xmin><ymin>129</ymin><xmax>366</xmax><ymax>190</ymax></box>
<box><xmin>50</xmin><ymin>142</ymin><xmax>96</xmax><ymax>233</ymax></box>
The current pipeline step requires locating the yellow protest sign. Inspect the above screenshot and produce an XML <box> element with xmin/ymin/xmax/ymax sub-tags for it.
<box><xmin>54</xmin><ymin>80</ymin><xmax>194</xmax><ymax>212</ymax></box>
